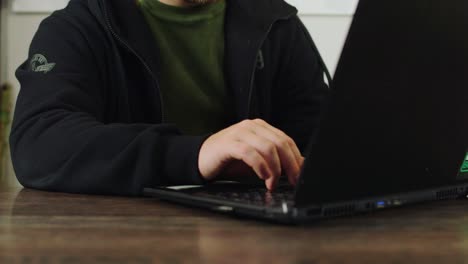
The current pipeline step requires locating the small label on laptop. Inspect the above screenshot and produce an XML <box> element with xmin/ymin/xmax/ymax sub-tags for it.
<box><xmin>460</xmin><ymin>153</ymin><xmax>468</xmax><ymax>173</ymax></box>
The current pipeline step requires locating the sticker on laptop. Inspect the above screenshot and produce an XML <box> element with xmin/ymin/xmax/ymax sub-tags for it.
<box><xmin>460</xmin><ymin>153</ymin><xmax>468</xmax><ymax>173</ymax></box>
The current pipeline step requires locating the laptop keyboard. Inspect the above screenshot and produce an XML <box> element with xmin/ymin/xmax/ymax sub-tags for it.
<box><xmin>190</xmin><ymin>184</ymin><xmax>295</xmax><ymax>207</ymax></box>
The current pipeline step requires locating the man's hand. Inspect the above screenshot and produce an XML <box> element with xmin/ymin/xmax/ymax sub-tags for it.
<box><xmin>198</xmin><ymin>119</ymin><xmax>304</xmax><ymax>190</ymax></box>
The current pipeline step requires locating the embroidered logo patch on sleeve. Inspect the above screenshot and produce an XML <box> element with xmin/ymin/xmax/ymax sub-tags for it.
<box><xmin>30</xmin><ymin>54</ymin><xmax>56</xmax><ymax>74</ymax></box>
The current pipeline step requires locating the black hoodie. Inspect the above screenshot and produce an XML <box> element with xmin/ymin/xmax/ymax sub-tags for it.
<box><xmin>10</xmin><ymin>0</ymin><xmax>329</xmax><ymax>196</ymax></box>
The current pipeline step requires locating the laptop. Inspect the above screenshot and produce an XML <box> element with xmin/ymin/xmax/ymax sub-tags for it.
<box><xmin>144</xmin><ymin>0</ymin><xmax>468</xmax><ymax>224</ymax></box>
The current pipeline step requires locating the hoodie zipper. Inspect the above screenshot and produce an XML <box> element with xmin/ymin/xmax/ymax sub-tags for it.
<box><xmin>246</xmin><ymin>14</ymin><xmax>295</xmax><ymax>118</ymax></box>
<box><xmin>103</xmin><ymin>6</ymin><xmax>165</xmax><ymax>122</ymax></box>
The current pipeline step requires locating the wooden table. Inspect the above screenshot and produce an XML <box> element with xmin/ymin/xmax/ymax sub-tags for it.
<box><xmin>1</xmin><ymin>186</ymin><xmax>468</xmax><ymax>264</ymax></box>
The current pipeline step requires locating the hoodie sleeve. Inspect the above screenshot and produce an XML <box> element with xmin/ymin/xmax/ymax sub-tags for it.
<box><xmin>272</xmin><ymin>15</ymin><xmax>330</xmax><ymax>154</ymax></box>
<box><xmin>10</xmin><ymin>13</ymin><xmax>207</xmax><ymax>196</ymax></box>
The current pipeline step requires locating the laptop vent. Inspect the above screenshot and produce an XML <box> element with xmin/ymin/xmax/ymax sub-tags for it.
<box><xmin>436</xmin><ymin>188</ymin><xmax>459</xmax><ymax>200</ymax></box>
<box><xmin>323</xmin><ymin>204</ymin><xmax>356</xmax><ymax>217</ymax></box>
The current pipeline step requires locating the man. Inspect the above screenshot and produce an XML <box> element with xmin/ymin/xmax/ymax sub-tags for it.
<box><xmin>10</xmin><ymin>0</ymin><xmax>329</xmax><ymax>196</ymax></box>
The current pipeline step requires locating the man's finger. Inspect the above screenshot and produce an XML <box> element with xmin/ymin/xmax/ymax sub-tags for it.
<box><xmin>250</xmin><ymin>119</ymin><xmax>301</xmax><ymax>185</ymax></box>
<box><xmin>252</xmin><ymin>119</ymin><xmax>303</xmax><ymax>167</ymax></box>
<box><xmin>229</xmin><ymin>141</ymin><xmax>273</xmax><ymax>181</ymax></box>
<box><xmin>236</xmin><ymin>130</ymin><xmax>282</xmax><ymax>181</ymax></box>
<box><xmin>265</xmin><ymin>174</ymin><xmax>279</xmax><ymax>191</ymax></box>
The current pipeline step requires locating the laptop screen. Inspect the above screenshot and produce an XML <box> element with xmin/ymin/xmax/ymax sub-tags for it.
<box><xmin>296</xmin><ymin>0</ymin><xmax>468</xmax><ymax>205</ymax></box>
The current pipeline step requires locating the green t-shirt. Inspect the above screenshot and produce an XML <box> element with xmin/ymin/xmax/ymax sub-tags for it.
<box><xmin>138</xmin><ymin>0</ymin><xmax>231</xmax><ymax>135</ymax></box>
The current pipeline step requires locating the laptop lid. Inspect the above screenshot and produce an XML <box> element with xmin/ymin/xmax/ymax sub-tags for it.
<box><xmin>295</xmin><ymin>0</ymin><xmax>468</xmax><ymax>206</ymax></box>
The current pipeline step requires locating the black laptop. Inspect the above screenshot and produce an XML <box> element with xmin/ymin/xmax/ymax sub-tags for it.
<box><xmin>144</xmin><ymin>0</ymin><xmax>468</xmax><ymax>224</ymax></box>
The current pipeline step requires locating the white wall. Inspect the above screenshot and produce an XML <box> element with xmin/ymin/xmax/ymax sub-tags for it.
<box><xmin>1</xmin><ymin>0</ymin><xmax>353</xmax><ymax>186</ymax></box>
<box><xmin>302</xmin><ymin>16</ymin><xmax>352</xmax><ymax>74</ymax></box>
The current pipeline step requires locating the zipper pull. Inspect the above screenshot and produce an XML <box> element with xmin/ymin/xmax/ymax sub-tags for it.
<box><xmin>256</xmin><ymin>50</ymin><xmax>265</xmax><ymax>70</ymax></box>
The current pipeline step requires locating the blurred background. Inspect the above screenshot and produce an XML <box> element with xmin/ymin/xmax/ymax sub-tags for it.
<box><xmin>0</xmin><ymin>0</ymin><xmax>355</xmax><ymax>188</ymax></box>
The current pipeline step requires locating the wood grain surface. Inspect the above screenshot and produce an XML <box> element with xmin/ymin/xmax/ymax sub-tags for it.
<box><xmin>1</xmin><ymin>186</ymin><xmax>468</xmax><ymax>264</ymax></box>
